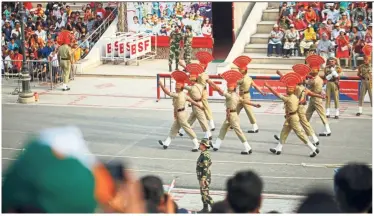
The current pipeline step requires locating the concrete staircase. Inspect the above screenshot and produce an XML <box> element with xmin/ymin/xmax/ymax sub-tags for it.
<box><xmin>242</xmin><ymin>2</ymin><xmax>356</xmax><ymax>75</ymax></box>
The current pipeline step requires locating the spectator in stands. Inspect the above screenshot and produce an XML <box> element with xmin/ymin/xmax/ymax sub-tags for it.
<box><xmin>278</xmin><ymin>15</ymin><xmax>291</xmax><ymax>31</ymax></box>
<box><xmin>338</xmin><ymin>13</ymin><xmax>352</xmax><ymax>32</ymax></box>
<box><xmin>317</xmin><ymin>33</ymin><xmax>334</xmax><ymax>68</ymax></box>
<box><xmin>318</xmin><ymin>23</ymin><xmax>331</xmax><ymax>40</ymax></box>
<box><xmin>351</xmin><ymin>38</ymin><xmax>365</xmax><ymax>69</ymax></box>
<box><xmin>7</xmin><ymin>38</ymin><xmax>19</xmax><ymax>51</ymax></box>
<box><xmin>322</xmin><ymin>4</ymin><xmax>340</xmax><ymax>23</ymax></box>
<box><xmin>296</xmin><ymin>189</ymin><xmax>341</xmax><ymax>213</ymax></box>
<box><xmin>296</xmin><ymin>5</ymin><xmax>305</xmax><ymax>20</ymax></box>
<box><xmin>226</xmin><ymin>170</ymin><xmax>263</xmax><ymax>213</ymax></box>
<box><xmin>300</xmin><ymin>24</ymin><xmax>316</xmax><ymax>56</ymax></box>
<box><xmin>364</xmin><ymin>24</ymin><xmax>372</xmax><ymax>45</ymax></box>
<box><xmin>11</xmin><ymin>48</ymin><xmax>22</xmax><ymax>73</ymax></box>
<box><xmin>3</xmin><ymin>21</ymin><xmax>12</xmax><ymax>42</ymax></box>
<box><xmin>349</xmin><ymin>26</ymin><xmax>363</xmax><ymax>42</ymax></box>
<box><xmin>35</xmin><ymin>24</ymin><xmax>47</xmax><ymax>42</ymax></box>
<box><xmin>336</xmin><ymin>30</ymin><xmax>350</xmax><ymax>67</ymax></box>
<box><xmin>351</xmin><ymin>3</ymin><xmax>367</xmax><ymax>23</ymax></box>
<box><xmin>331</xmin><ymin>23</ymin><xmax>341</xmax><ymax>40</ymax></box>
<box><xmin>334</xmin><ymin>163</ymin><xmax>372</xmax><ymax>213</ymax></box>
<box><xmin>305</xmin><ymin>6</ymin><xmax>317</xmax><ymax>24</ymax></box>
<box><xmin>48</xmin><ymin>49</ymin><xmax>60</xmax><ymax>82</ymax></box>
<box><xmin>95</xmin><ymin>3</ymin><xmax>106</xmax><ymax>18</ymax></box>
<box><xmin>267</xmin><ymin>24</ymin><xmax>283</xmax><ymax>57</ymax></box>
<box><xmin>283</xmin><ymin>24</ymin><xmax>299</xmax><ymax>58</ymax></box>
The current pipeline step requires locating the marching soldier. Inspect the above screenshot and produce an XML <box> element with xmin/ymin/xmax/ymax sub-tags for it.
<box><xmin>196</xmin><ymin>51</ymin><xmax>216</xmax><ymax>131</ymax></box>
<box><xmin>183</xmin><ymin>25</ymin><xmax>193</xmax><ymax>65</ymax></box>
<box><xmin>274</xmin><ymin>64</ymin><xmax>325</xmax><ymax>146</ymax></box>
<box><xmin>158</xmin><ymin>71</ymin><xmax>204</xmax><ymax>152</ymax></box>
<box><xmin>179</xmin><ymin>64</ymin><xmax>212</xmax><ymax>140</ymax></box>
<box><xmin>264</xmin><ymin>72</ymin><xmax>320</xmax><ymax>157</ymax></box>
<box><xmin>233</xmin><ymin>56</ymin><xmax>266</xmax><ymax>133</ymax></box>
<box><xmin>207</xmin><ymin>70</ymin><xmax>261</xmax><ymax>154</ymax></box>
<box><xmin>196</xmin><ymin>138</ymin><xmax>214</xmax><ymax>213</ymax></box>
<box><xmin>57</xmin><ymin>37</ymin><xmax>73</xmax><ymax>91</ymax></box>
<box><xmin>305</xmin><ymin>55</ymin><xmax>332</xmax><ymax>136</ymax></box>
<box><xmin>324</xmin><ymin>57</ymin><xmax>342</xmax><ymax>119</ymax></box>
<box><xmin>168</xmin><ymin>25</ymin><xmax>183</xmax><ymax>72</ymax></box>
<box><xmin>357</xmin><ymin>45</ymin><xmax>372</xmax><ymax>116</ymax></box>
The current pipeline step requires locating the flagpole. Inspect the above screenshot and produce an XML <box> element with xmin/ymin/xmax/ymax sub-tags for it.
<box><xmin>18</xmin><ymin>2</ymin><xmax>34</xmax><ymax>104</ymax></box>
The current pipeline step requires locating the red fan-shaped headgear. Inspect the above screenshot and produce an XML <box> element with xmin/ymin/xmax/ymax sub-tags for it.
<box><xmin>362</xmin><ymin>44</ymin><xmax>372</xmax><ymax>57</ymax></box>
<box><xmin>196</xmin><ymin>51</ymin><xmax>214</xmax><ymax>69</ymax></box>
<box><xmin>220</xmin><ymin>70</ymin><xmax>243</xmax><ymax>89</ymax></box>
<box><xmin>57</xmin><ymin>30</ymin><xmax>72</xmax><ymax>45</ymax></box>
<box><xmin>186</xmin><ymin>63</ymin><xmax>204</xmax><ymax>80</ymax></box>
<box><xmin>233</xmin><ymin>55</ymin><xmax>252</xmax><ymax>71</ymax></box>
<box><xmin>171</xmin><ymin>70</ymin><xmax>189</xmax><ymax>87</ymax></box>
<box><xmin>280</xmin><ymin>72</ymin><xmax>302</xmax><ymax>89</ymax></box>
<box><xmin>292</xmin><ymin>64</ymin><xmax>311</xmax><ymax>80</ymax></box>
<box><xmin>305</xmin><ymin>55</ymin><xmax>325</xmax><ymax>72</ymax></box>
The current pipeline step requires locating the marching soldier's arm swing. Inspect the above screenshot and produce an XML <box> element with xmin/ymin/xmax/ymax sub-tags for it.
<box><xmin>206</xmin><ymin>79</ymin><xmax>224</xmax><ymax>96</ymax></box>
<box><xmin>187</xmin><ymin>97</ymin><xmax>205</xmax><ymax>110</ymax></box>
<box><xmin>242</xmin><ymin>99</ymin><xmax>262</xmax><ymax>108</ymax></box>
<box><xmin>264</xmin><ymin>82</ymin><xmax>281</xmax><ymax>98</ymax></box>
<box><xmin>158</xmin><ymin>80</ymin><xmax>172</xmax><ymax>97</ymax></box>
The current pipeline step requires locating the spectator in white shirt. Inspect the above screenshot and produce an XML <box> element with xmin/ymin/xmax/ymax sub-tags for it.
<box><xmin>331</xmin><ymin>23</ymin><xmax>341</xmax><ymax>41</ymax></box>
<box><xmin>128</xmin><ymin>16</ymin><xmax>140</xmax><ymax>33</ymax></box>
<box><xmin>55</xmin><ymin>18</ymin><xmax>65</xmax><ymax>31</ymax></box>
<box><xmin>11</xmin><ymin>22</ymin><xmax>21</xmax><ymax>39</ymax></box>
<box><xmin>35</xmin><ymin>24</ymin><xmax>47</xmax><ymax>41</ymax></box>
<box><xmin>48</xmin><ymin>50</ymin><xmax>60</xmax><ymax>82</ymax></box>
<box><xmin>322</xmin><ymin>5</ymin><xmax>340</xmax><ymax>23</ymax></box>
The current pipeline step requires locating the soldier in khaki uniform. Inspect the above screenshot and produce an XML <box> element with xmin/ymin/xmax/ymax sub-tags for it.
<box><xmin>305</xmin><ymin>55</ymin><xmax>332</xmax><ymax>136</ymax></box>
<box><xmin>178</xmin><ymin>51</ymin><xmax>215</xmax><ymax>131</ymax></box>
<box><xmin>264</xmin><ymin>72</ymin><xmax>320</xmax><ymax>157</ymax></box>
<box><xmin>324</xmin><ymin>57</ymin><xmax>342</xmax><ymax>119</ymax></box>
<box><xmin>57</xmin><ymin>39</ymin><xmax>73</xmax><ymax>91</ymax></box>
<box><xmin>178</xmin><ymin>64</ymin><xmax>212</xmax><ymax>140</ymax></box>
<box><xmin>158</xmin><ymin>71</ymin><xmax>204</xmax><ymax>152</ymax></box>
<box><xmin>357</xmin><ymin>46</ymin><xmax>373</xmax><ymax>116</ymax></box>
<box><xmin>233</xmin><ymin>56</ymin><xmax>266</xmax><ymax>133</ymax></box>
<box><xmin>274</xmin><ymin>64</ymin><xmax>325</xmax><ymax>146</ymax></box>
<box><xmin>207</xmin><ymin>70</ymin><xmax>261</xmax><ymax>155</ymax></box>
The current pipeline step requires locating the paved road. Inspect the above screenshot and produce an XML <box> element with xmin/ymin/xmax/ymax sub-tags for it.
<box><xmin>2</xmin><ymin>103</ymin><xmax>371</xmax><ymax>196</ymax></box>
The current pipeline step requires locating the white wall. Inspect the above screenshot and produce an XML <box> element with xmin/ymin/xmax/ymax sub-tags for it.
<box><xmin>216</xmin><ymin>2</ymin><xmax>268</xmax><ymax>74</ymax></box>
<box><xmin>78</xmin><ymin>17</ymin><xmax>118</xmax><ymax>74</ymax></box>
<box><xmin>233</xmin><ymin>2</ymin><xmax>255</xmax><ymax>39</ymax></box>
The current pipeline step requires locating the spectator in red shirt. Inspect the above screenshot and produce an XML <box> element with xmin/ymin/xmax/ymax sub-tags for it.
<box><xmin>305</xmin><ymin>6</ymin><xmax>317</xmax><ymax>24</ymax></box>
<box><xmin>95</xmin><ymin>3</ymin><xmax>106</xmax><ymax>19</ymax></box>
<box><xmin>11</xmin><ymin>48</ymin><xmax>23</xmax><ymax>73</ymax></box>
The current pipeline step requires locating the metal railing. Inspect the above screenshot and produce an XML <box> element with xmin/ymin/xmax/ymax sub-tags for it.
<box><xmin>73</xmin><ymin>6</ymin><xmax>118</xmax><ymax>59</ymax></box>
<box><xmin>2</xmin><ymin>59</ymin><xmax>76</xmax><ymax>94</ymax></box>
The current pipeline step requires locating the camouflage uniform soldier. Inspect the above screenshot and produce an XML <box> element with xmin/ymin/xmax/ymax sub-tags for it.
<box><xmin>265</xmin><ymin>72</ymin><xmax>320</xmax><ymax>157</ymax></box>
<box><xmin>168</xmin><ymin>25</ymin><xmax>183</xmax><ymax>72</ymax></box>
<box><xmin>158</xmin><ymin>71</ymin><xmax>204</xmax><ymax>152</ymax></box>
<box><xmin>183</xmin><ymin>25</ymin><xmax>193</xmax><ymax>65</ymax></box>
<box><xmin>196</xmin><ymin>138</ymin><xmax>214</xmax><ymax>213</ymax></box>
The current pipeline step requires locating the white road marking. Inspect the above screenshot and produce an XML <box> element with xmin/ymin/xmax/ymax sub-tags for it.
<box><xmin>3</xmin><ymin>147</ymin><xmax>364</xmax><ymax>169</ymax></box>
<box><xmin>2</xmin><ymin>102</ymin><xmax>372</xmax><ymax>120</ymax></box>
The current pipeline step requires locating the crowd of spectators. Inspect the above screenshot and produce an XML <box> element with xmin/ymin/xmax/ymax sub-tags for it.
<box><xmin>267</xmin><ymin>2</ymin><xmax>372</xmax><ymax>70</ymax></box>
<box><xmin>1</xmin><ymin>2</ymin><xmax>116</xmax><ymax>82</ymax></box>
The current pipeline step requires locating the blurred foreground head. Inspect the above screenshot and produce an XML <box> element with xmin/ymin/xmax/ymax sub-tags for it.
<box><xmin>226</xmin><ymin>170</ymin><xmax>263</xmax><ymax>213</ymax></box>
<box><xmin>334</xmin><ymin>163</ymin><xmax>372</xmax><ymax>213</ymax></box>
<box><xmin>2</xmin><ymin>127</ymin><xmax>116</xmax><ymax>213</ymax></box>
<box><xmin>296</xmin><ymin>188</ymin><xmax>341</xmax><ymax>213</ymax></box>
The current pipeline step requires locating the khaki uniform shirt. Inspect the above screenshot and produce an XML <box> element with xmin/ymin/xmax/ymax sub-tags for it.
<box><xmin>279</xmin><ymin>94</ymin><xmax>299</xmax><ymax>114</ymax></box>
<box><xmin>184</xmin><ymin>84</ymin><xmax>204</xmax><ymax>101</ymax></box>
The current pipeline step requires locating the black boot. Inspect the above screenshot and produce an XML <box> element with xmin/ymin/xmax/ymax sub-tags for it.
<box><xmin>169</xmin><ymin>64</ymin><xmax>172</xmax><ymax>72</ymax></box>
<box><xmin>175</xmin><ymin>63</ymin><xmax>179</xmax><ymax>71</ymax></box>
<box><xmin>198</xmin><ymin>204</ymin><xmax>209</xmax><ymax>213</ymax></box>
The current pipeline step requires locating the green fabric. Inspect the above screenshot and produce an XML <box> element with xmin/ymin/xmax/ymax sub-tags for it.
<box><xmin>2</xmin><ymin>138</ymin><xmax>97</xmax><ymax>213</ymax></box>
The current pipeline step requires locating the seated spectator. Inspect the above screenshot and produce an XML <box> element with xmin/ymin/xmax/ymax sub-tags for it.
<box><xmin>35</xmin><ymin>24</ymin><xmax>47</xmax><ymax>42</ymax></box>
<box><xmin>226</xmin><ymin>170</ymin><xmax>263</xmax><ymax>213</ymax></box>
<box><xmin>35</xmin><ymin>4</ymin><xmax>45</xmax><ymax>17</ymax></box>
<box><xmin>367</xmin><ymin>7</ymin><xmax>372</xmax><ymax>25</ymax></box>
<box><xmin>95</xmin><ymin>3</ymin><xmax>106</xmax><ymax>19</ymax></box>
<box><xmin>11</xmin><ymin>48</ymin><xmax>22</xmax><ymax>73</ymax></box>
<box><xmin>351</xmin><ymin>2</ymin><xmax>367</xmax><ymax>24</ymax></box>
<box><xmin>337</xmin><ymin>13</ymin><xmax>351</xmax><ymax>32</ymax></box>
<box><xmin>325</xmin><ymin>18</ymin><xmax>334</xmax><ymax>32</ymax></box>
<box><xmin>318</xmin><ymin>22</ymin><xmax>331</xmax><ymax>40</ymax></box>
<box><xmin>334</xmin><ymin>163</ymin><xmax>372</xmax><ymax>213</ymax></box>
<box><xmin>300</xmin><ymin>24</ymin><xmax>316</xmax><ymax>56</ymax></box>
<box><xmin>305</xmin><ymin>6</ymin><xmax>317</xmax><ymax>24</ymax></box>
<box><xmin>309</xmin><ymin>19</ymin><xmax>318</xmax><ymax>32</ymax></box>
<box><xmin>267</xmin><ymin>24</ymin><xmax>284</xmax><ymax>57</ymax></box>
<box><xmin>7</xmin><ymin>38</ymin><xmax>18</xmax><ymax>51</ymax></box>
<box><xmin>278</xmin><ymin>15</ymin><xmax>291</xmax><ymax>31</ymax></box>
<box><xmin>351</xmin><ymin>38</ymin><xmax>365</xmax><ymax>69</ymax></box>
<box><xmin>336</xmin><ymin>30</ymin><xmax>350</xmax><ymax>67</ymax></box>
<box><xmin>317</xmin><ymin>33</ymin><xmax>335</xmax><ymax>68</ymax></box>
<box><xmin>3</xmin><ymin>21</ymin><xmax>12</xmax><ymax>42</ymax></box>
<box><xmin>331</xmin><ymin>23</ymin><xmax>341</xmax><ymax>41</ymax></box>
<box><xmin>355</xmin><ymin>16</ymin><xmax>367</xmax><ymax>34</ymax></box>
<box><xmin>322</xmin><ymin>4</ymin><xmax>339</xmax><ymax>23</ymax></box>
<box><xmin>364</xmin><ymin>24</ymin><xmax>372</xmax><ymax>45</ymax></box>
<box><xmin>283</xmin><ymin>24</ymin><xmax>299</xmax><ymax>58</ymax></box>
<box><xmin>296</xmin><ymin>5</ymin><xmax>306</xmax><ymax>20</ymax></box>
<box><xmin>296</xmin><ymin>189</ymin><xmax>341</xmax><ymax>213</ymax></box>
<box><xmin>349</xmin><ymin>26</ymin><xmax>363</xmax><ymax>43</ymax></box>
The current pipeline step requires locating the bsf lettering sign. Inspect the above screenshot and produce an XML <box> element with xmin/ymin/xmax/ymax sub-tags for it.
<box><xmin>127</xmin><ymin>37</ymin><xmax>151</xmax><ymax>59</ymax></box>
<box><xmin>105</xmin><ymin>41</ymin><xmax>126</xmax><ymax>58</ymax></box>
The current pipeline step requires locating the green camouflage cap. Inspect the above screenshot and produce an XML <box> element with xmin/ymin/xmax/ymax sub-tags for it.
<box><xmin>200</xmin><ymin>138</ymin><xmax>211</xmax><ymax>148</ymax></box>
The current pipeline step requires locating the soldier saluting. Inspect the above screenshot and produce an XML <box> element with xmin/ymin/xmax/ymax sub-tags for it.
<box><xmin>196</xmin><ymin>138</ymin><xmax>214</xmax><ymax>213</ymax></box>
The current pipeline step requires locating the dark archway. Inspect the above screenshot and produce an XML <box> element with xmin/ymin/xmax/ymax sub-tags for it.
<box><xmin>212</xmin><ymin>2</ymin><xmax>233</xmax><ymax>60</ymax></box>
